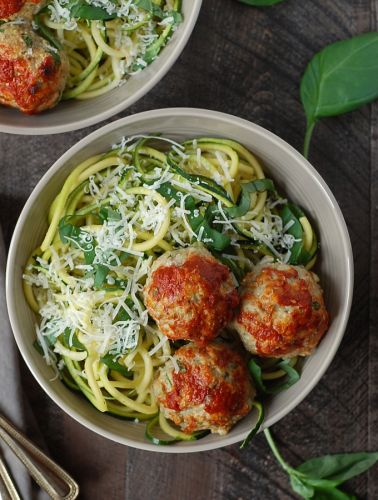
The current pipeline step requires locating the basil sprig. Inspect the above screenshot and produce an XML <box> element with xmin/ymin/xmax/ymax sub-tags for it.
<box><xmin>280</xmin><ymin>203</ymin><xmax>317</xmax><ymax>265</ymax></box>
<box><xmin>248</xmin><ymin>358</ymin><xmax>300</xmax><ymax>395</ymax></box>
<box><xmin>225</xmin><ymin>178</ymin><xmax>275</xmax><ymax>218</ymax></box>
<box><xmin>68</xmin><ymin>0</ymin><xmax>116</xmax><ymax>20</ymax></box>
<box><xmin>59</xmin><ymin>216</ymin><xmax>110</xmax><ymax>288</ymax></box>
<box><xmin>63</xmin><ymin>328</ymin><xmax>85</xmax><ymax>350</ymax></box>
<box><xmin>240</xmin><ymin>401</ymin><xmax>264</xmax><ymax>449</ymax></box>
<box><xmin>300</xmin><ymin>32</ymin><xmax>378</xmax><ymax>158</ymax></box>
<box><xmin>136</xmin><ymin>0</ymin><xmax>182</xmax><ymax>22</ymax></box>
<box><xmin>100</xmin><ymin>354</ymin><xmax>133</xmax><ymax>378</ymax></box>
<box><xmin>34</xmin><ymin>11</ymin><xmax>63</xmax><ymax>55</ymax></box>
<box><xmin>264</xmin><ymin>429</ymin><xmax>378</xmax><ymax>499</ymax></box>
<box><xmin>60</xmin><ymin>0</ymin><xmax>182</xmax><ymax>22</ymax></box>
<box><xmin>156</xmin><ymin>182</ymin><xmax>231</xmax><ymax>251</ymax></box>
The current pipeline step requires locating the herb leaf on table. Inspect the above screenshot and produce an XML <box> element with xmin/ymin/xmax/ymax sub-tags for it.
<box><xmin>263</xmin><ymin>428</ymin><xmax>378</xmax><ymax>499</ymax></box>
<box><xmin>300</xmin><ymin>32</ymin><xmax>378</xmax><ymax>158</ymax></box>
<box><xmin>297</xmin><ymin>452</ymin><xmax>378</xmax><ymax>484</ymax></box>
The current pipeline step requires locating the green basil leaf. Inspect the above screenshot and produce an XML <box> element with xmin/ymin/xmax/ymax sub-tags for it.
<box><xmin>297</xmin><ymin>452</ymin><xmax>378</xmax><ymax>485</ymax></box>
<box><xmin>248</xmin><ymin>358</ymin><xmax>300</xmax><ymax>395</ymax></box>
<box><xmin>240</xmin><ymin>401</ymin><xmax>264</xmax><ymax>448</ymax></box>
<box><xmin>156</xmin><ymin>183</ymin><xmax>182</xmax><ymax>204</ymax></box>
<box><xmin>100</xmin><ymin>354</ymin><xmax>133</xmax><ymax>378</ymax></box>
<box><xmin>157</xmin><ymin>182</ymin><xmax>230</xmax><ymax>250</ymax></box>
<box><xmin>33</xmin><ymin>332</ymin><xmax>57</xmax><ymax>355</ymax></box>
<box><xmin>290</xmin><ymin>475</ymin><xmax>314</xmax><ymax>499</ymax></box>
<box><xmin>300</xmin><ymin>32</ymin><xmax>378</xmax><ymax>157</ymax></box>
<box><xmin>34</xmin><ymin>13</ymin><xmax>63</xmax><ymax>52</ymax></box>
<box><xmin>59</xmin><ymin>216</ymin><xmax>96</xmax><ymax>264</ymax></box>
<box><xmin>69</xmin><ymin>1</ymin><xmax>116</xmax><ymax>20</ymax></box>
<box><xmin>213</xmin><ymin>252</ymin><xmax>245</xmax><ymax>283</ymax></box>
<box><xmin>187</xmin><ymin>201</ymin><xmax>231</xmax><ymax>251</ymax></box>
<box><xmin>94</xmin><ymin>264</ymin><xmax>110</xmax><ymax>288</ymax></box>
<box><xmin>167</xmin><ymin>154</ymin><xmax>232</xmax><ymax>205</ymax></box>
<box><xmin>114</xmin><ymin>307</ymin><xmax>132</xmax><ymax>323</ymax></box>
<box><xmin>225</xmin><ymin>179</ymin><xmax>276</xmax><ymax>218</ymax></box>
<box><xmin>33</xmin><ymin>340</ymin><xmax>44</xmax><ymax>356</ymax></box>
<box><xmin>279</xmin><ymin>203</ymin><xmax>316</xmax><ymax>265</ymax></box>
<box><xmin>99</xmin><ymin>207</ymin><xmax>122</xmax><ymax>222</ymax></box>
<box><xmin>248</xmin><ymin>359</ymin><xmax>266</xmax><ymax>393</ymax></box>
<box><xmin>238</xmin><ymin>0</ymin><xmax>285</xmax><ymax>5</ymax></box>
<box><xmin>301</xmin><ymin>478</ymin><xmax>339</xmax><ymax>489</ymax></box>
<box><xmin>274</xmin><ymin>358</ymin><xmax>301</xmax><ymax>391</ymax></box>
<box><xmin>63</xmin><ymin>328</ymin><xmax>85</xmax><ymax>350</ymax></box>
<box><xmin>136</xmin><ymin>0</ymin><xmax>180</xmax><ymax>20</ymax></box>
<box><xmin>136</xmin><ymin>0</ymin><xmax>154</xmax><ymax>12</ymax></box>
<box><xmin>311</xmin><ymin>487</ymin><xmax>356</xmax><ymax>500</ymax></box>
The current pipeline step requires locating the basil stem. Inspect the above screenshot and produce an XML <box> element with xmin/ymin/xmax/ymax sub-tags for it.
<box><xmin>264</xmin><ymin>428</ymin><xmax>294</xmax><ymax>475</ymax></box>
<box><xmin>264</xmin><ymin>428</ymin><xmax>378</xmax><ymax>499</ymax></box>
<box><xmin>240</xmin><ymin>401</ymin><xmax>265</xmax><ymax>449</ymax></box>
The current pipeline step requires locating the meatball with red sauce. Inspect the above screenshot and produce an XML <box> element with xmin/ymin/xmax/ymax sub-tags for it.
<box><xmin>0</xmin><ymin>0</ymin><xmax>43</xmax><ymax>20</ymax></box>
<box><xmin>233</xmin><ymin>262</ymin><xmax>329</xmax><ymax>358</ymax></box>
<box><xmin>153</xmin><ymin>341</ymin><xmax>255</xmax><ymax>435</ymax></box>
<box><xmin>0</xmin><ymin>24</ymin><xmax>68</xmax><ymax>113</ymax></box>
<box><xmin>144</xmin><ymin>246</ymin><xmax>239</xmax><ymax>344</ymax></box>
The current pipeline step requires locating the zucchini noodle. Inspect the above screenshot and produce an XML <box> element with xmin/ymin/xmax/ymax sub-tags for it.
<box><xmin>23</xmin><ymin>135</ymin><xmax>319</xmax><ymax>441</ymax></box>
<box><xmin>36</xmin><ymin>0</ymin><xmax>182</xmax><ymax>101</ymax></box>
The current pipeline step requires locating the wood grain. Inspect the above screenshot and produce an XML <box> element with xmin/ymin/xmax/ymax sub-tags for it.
<box><xmin>0</xmin><ymin>0</ymin><xmax>377</xmax><ymax>498</ymax></box>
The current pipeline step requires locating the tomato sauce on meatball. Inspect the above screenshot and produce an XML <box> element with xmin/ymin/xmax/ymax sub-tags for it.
<box><xmin>233</xmin><ymin>262</ymin><xmax>329</xmax><ymax>358</ymax></box>
<box><xmin>153</xmin><ymin>341</ymin><xmax>255</xmax><ymax>435</ymax></box>
<box><xmin>144</xmin><ymin>246</ymin><xmax>239</xmax><ymax>344</ymax></box>
<box><xmin>0</xmin><ymin>24</ymin><xmax>68</xmax><ymax>113</ymax></box>
<box><xmin>0</xmin><ymin>0</ymin><xmax>42</xmax><ymax>19</ymax></box>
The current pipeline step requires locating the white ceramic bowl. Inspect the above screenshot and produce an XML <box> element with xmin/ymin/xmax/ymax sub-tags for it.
<box><xmin>6</xmin><ymin>108</ymin><xmax>353</xmax><ymax>452</ymax></box>
<box><xmin>0</xmin><ymin>3</ymin><xmax>202</xmax><ymax>136</ymax></box>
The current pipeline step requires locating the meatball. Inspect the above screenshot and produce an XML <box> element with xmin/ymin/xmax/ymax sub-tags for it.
<box><xmin>233</xmin><ymin>262</ymin><xmax>329</xmax><ymax>358</ymax></box>
<box><xmin>144</xmin><ymin>246</ymin><xmax>239</xmax><ymax>344</ymax></box>
<box><xmin>0</xmin><ymin>0</ymin><xmax>43</xmax><ymax>20</ymax></box>
<box><xmin>0</xmin><ymin>24</ymin><xmax>68</xmax><ymax>113</ymax></box>
<box><xmin>153</xmin><ymin>341</ymin><xmax>255</xmax><ymax>435</ymax></box>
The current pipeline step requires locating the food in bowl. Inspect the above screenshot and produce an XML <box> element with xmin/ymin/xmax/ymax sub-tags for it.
<box><xmin>234</xmin><ymin>262</ymin><xmax>329</xmax><ymax>358</ymax></box>
<box><xmin>0</xmin><ymin>0</ymin><xmax>43</xmax><ymax>20</ymax></box>
<box><xmin>153</xmin><ymin>341</ymin><xmax>255</xmax><ymax>435</ymax></box>
<box><xmin>0</xmin><ymin>23</ymin><xmax>69</xmax><ymax>113</ymax></box>
<box><xmin>22</xmin><ymin>134</ymin><xmax>329</xmax><ymax>445</ymax></box>
<box><xmin>0</xmin><ymin>0</ymin><xmax>182</xmax><ymax>114</ymax></box>
<box><xmin>144</xmin><ymin>246</ymin><xmax>240</xmax><ymax>344</ymax></box>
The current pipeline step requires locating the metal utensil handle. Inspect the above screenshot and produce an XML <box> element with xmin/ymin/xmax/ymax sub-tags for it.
<box><xmin>0</xmin><ymin>456</ymin><xmax>21</xmax><ymax>500</ymax></box>
<box><xmin>0</xmin><ymin>415</ymin><xmax>79</xmax><ymax>500</ymax></box>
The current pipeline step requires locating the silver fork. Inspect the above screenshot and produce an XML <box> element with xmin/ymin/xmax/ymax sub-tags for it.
<box><xmin>0</xmin><ymin>413</ymin><xmax>79</xmax><ymax>500</ymax></box>
<box><xmin>0</xmin><ymin>453</ymin><xmax>21</xmax><ymax>500</ymax></box>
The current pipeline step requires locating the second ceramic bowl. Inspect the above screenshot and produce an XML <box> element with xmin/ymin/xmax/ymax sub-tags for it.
<box><xmin>0</xmin><ymin>2</ymin><xmax>202</xmax><ymax>135</ymax></box>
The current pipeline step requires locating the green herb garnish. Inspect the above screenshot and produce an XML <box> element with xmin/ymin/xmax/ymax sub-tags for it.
<box><xmin>300</xmin><ymin>32</ymin><xmax>378</xmax><ymax>158</ymax></box>
<box><xmin>264</xmin><ymin>429</ymin><xmax>378</xmax><ymax>499</ymax></box>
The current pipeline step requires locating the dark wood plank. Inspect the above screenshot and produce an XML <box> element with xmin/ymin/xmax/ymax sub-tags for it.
<box><xmin>0</xmin><ymin>0</ymin><xmax>376</xmax><ymax>499</ymax></box>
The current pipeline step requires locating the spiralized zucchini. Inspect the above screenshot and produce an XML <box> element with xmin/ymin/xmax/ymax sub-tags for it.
<box><xmin>36</xmin><ymin>0</ymin><xmax>182</xmax><ymax>100</ymax></box>
<box><xmin>23</xmin><ymin>135</ymin><xmax>317</xmax><ymax>442</ymax></box>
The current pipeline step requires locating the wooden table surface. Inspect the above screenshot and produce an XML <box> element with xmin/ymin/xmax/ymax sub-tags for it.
<box><xmin>1</xmin><ymin>0</ymin><xmax>377</xmax><ymax>498</ymax></box>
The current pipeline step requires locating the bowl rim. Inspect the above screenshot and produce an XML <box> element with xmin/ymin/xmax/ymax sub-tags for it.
<box><xmin>0</xmin><ymin>1</ymin><xmax>203</xmax><ymax>136</ymax></box>
<box><xmin>6</xmin><ymin>108</ymin><xmax>354</xmax><ymax>452</ymax></box>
